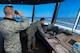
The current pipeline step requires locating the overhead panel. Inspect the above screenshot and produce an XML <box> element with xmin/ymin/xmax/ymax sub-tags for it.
<box><xmin>0</xmin><ymin>0</ymin><xmax>64</xmax><ymax>5</ymax></box>
<box><xmin>0</xmin><ymin>0</ymin><xmax>22</xmax><ymax>4</ymax></box>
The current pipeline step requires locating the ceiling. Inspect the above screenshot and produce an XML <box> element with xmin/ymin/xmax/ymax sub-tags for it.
<box><xmin>0</xmin><ymin>0</ymin><xmax>64</xmax><ymax>5</ymax></box>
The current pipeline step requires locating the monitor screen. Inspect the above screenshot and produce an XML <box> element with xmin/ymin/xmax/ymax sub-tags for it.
<box><xmin>68</xmin><ymin>39</ymin><xmax>76</xmax><ymax>45</ymax></box>
<box><xmin>66</xmin><ymin>38</ymin><xmax>77</xmax><ymax>47</ymax></box>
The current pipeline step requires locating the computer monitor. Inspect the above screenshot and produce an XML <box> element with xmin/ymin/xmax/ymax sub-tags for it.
<box><xmin>66</xmin><ymin>38</ymin><xmax>77</xmax><ymax>47</ymax></box>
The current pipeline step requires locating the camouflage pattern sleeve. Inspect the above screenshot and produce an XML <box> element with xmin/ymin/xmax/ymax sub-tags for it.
<box><xmin>37</xmin><ymin>23</ymin><xmax>45</xmax><ymax>37</ymax></box>
<box><xmin>14</xmin><ymin>16</ymin><xmax>30</xmax><ymax>31</ymax></box>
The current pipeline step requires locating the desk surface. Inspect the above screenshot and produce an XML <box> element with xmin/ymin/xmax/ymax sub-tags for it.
<box><xmin>45</xmin><ymin>34</ymin><xmax>70</xmax><ymax>53</ymax></box>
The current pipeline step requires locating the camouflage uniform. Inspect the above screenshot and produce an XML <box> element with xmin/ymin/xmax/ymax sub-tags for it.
<box><xmin>0</xmin><ymin>16</ymin><xmax>30</xmax><ymax>53</ymax></box>
<box><xmin>26</xmin><ymin>21</ymin><xmax>45</xmax><ymax>49</ymax></box>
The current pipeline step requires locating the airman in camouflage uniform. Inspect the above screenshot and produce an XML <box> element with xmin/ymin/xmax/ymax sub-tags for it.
<box><xmin>26</xmin><ymin>18</ymin><xmax>45</xmax><ymax>53</ymax></box>
<box><xmin>0</xmin><ymin>6</ymin><xmax>30</xmax><ymax>53</ymax></box>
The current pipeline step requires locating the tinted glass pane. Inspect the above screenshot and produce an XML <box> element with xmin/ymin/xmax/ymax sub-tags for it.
<box><xmin>34</xmin><ymin>4</ymin><xmax>56</xmax><ymax>24</ymax></box>
<box><xmin>55</xmin><ymin>0</ymin><xmax>80</xmax><ymax>30</ymax></box>
<box><xmin>0</xmin><ymin>4</ymin><xmax>33</xmax><ymax>22</ymax></box>
<box><xmin>76</xmin><ymin>18</ymin><xmax>80</xmax><ymax>30</ymax></box>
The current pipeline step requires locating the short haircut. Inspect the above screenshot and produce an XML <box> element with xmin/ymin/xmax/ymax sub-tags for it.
<box><xmin>40</xmin><ymin>18</ymin><xmax>45</xmax><ymax>21</ymax></box>
<box><xmin>4</xmin><ymin>6</ymin><xmax>13</xmax><ymax>15</ymax></box>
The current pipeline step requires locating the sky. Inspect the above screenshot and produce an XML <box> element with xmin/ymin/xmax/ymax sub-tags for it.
<box><xmin>57</xmin><ymin>0</ymin><xmax>80</xmax><ymax>18</ymax></box>
<box><xmin>0</xmin><ymin>0</ymin><xmax>80</xmax><ymax>19</ymax></box>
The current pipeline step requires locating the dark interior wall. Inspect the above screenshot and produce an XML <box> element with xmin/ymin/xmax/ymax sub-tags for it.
<box><xmin>0</xmin><ymin>33</ymin><xmax>4</xmax><ymax>53</ymax></box>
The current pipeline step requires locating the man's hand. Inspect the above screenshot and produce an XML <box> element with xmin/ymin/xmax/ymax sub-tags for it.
<box><xmin>16</xmin><ymin>10</ymin><xmax>23</xmax><ymax>16</ymax></box>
